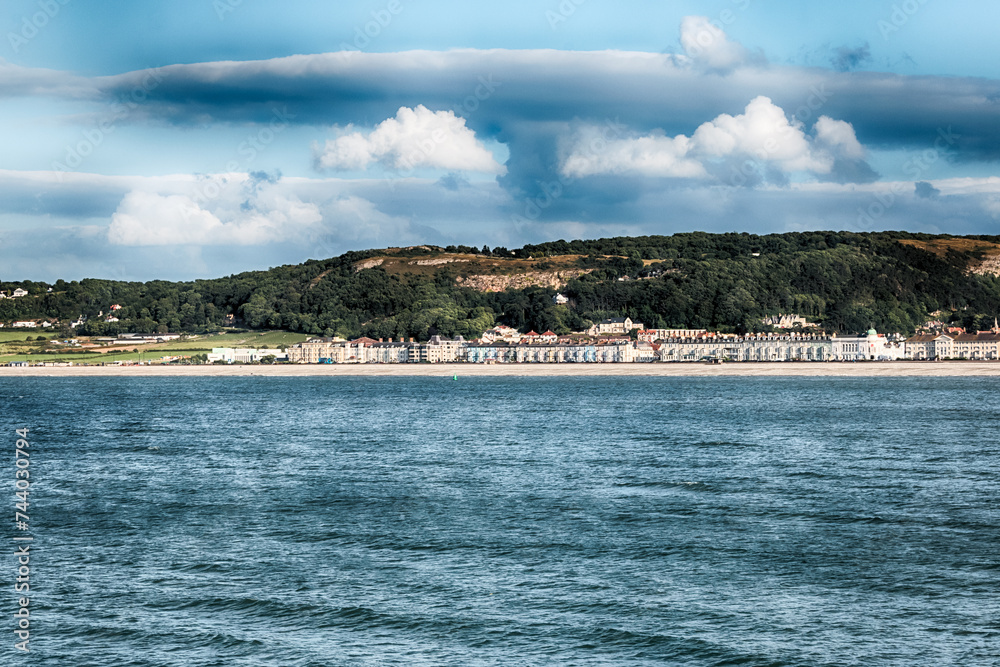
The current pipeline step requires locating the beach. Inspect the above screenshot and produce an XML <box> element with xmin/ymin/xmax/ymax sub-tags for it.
<box><xmin>1</xmin><ymin>361</ymin><xmax>998</xmax><ymax>377</ymax></box>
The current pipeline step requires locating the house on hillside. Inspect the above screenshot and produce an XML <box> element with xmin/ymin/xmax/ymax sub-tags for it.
<box><xmin>480</xmin><ymin>325</ymin><xmax>522</xmax><ymax>344</ymax></box>
<box><xmin>117</xmin><ymin>333</ymin><xmax>181</xmax><ymax>342</ymax></box>
<box><xmin>587</xmin><ymin>317</ymin><xmax>644</xmax><ymax>336</ymax></box>
<box><xmin>762</xmin><ymin>314</ymin><xmax>816</xmax><ymax>329</ymax></box>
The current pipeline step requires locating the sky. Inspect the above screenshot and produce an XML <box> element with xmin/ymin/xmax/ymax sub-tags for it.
<box><xmin>2</xmin><ymin>0</ymin><xmax>1000</xmax><ymax>281</ymax></box>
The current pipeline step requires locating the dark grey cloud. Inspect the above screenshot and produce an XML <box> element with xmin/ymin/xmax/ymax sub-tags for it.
<box><xmin>72</xmin><ymin>51</ymin><xmax>1000</xmax><ymax>162</ymax></box>
<box><xmin>5</xmin><ymin>47</ymin><xmax>1000</xmax><ymax>280</ymax></box>
<box><xmin>54</xmin><ymin>49</ymin><xmax>996</xmax><ymax>218</ymax></box>
<box><xmin>831</xmin><ymin>43</ymin><xmax>872</xmax><ymax>72</ymax></box>
<box><xmin>915</xmin><ymin>181</ymin><xmax>941</xmax><ymax>199</ymax></box>
<box><xmin>437</xmin><ymin>173</ymin><xmax>469</xmax><ymax>191</ymax></box>
<box><xmin>825</xmin><ymin>158</ymin><xmax>880</xmax><ymax>185</ymax></box>
<box><xmin>5</xmin><ymin>170</ymin><xmax>1000</xmax><ymax>281</ymax></box>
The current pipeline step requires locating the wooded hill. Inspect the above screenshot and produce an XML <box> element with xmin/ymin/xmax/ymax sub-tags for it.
<box><xmin>4</xmin><ymin>231</ymin><xmax>1000</xmax><ymax>339</ymax></box>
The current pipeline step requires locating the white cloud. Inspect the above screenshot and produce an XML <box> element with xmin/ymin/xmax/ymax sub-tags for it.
<box><xmin>561</xmin><ymin>96</ymin><xmax>867</xmax><ymax>182</ymax></box>
<box><xmin>0</xmin><ymin>61</ymin><xmax>96</xmax><ymax>98</ymax></box>
<box><xmin>109</xmin><ymin>192</ymin><xmax>224</xmax><ymax>245</ymax></box>
<box><xmin>691</xmin><ymin>96</ymin><xmax>828</xmax><ymax>172</ymax></box>
<box><xmin>561</xmin><ymin>129</ymin><xmax>707</xmax><ymax>179</ymax></box>
<box><xmin>813</xmin><ymin>116</ymin><xmax>865</xmax><ymax>160</ymax></box>
<box><xmin>107</xmin><ymin>180</ymin><xmax>323</xmax><ymax>246</ymax></box>
<box><xmin>679</xmin><ymin>16</ymin><xmax>750</xmax><ymax>72</ymax></box>
<box><xmin>315</xmin><ymin>105</ymin><xmax>506</xmax><ymax>174</ymax></box>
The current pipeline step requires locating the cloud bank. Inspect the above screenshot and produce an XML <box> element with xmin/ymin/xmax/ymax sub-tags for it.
<box><xmin>2</xmin><ymin>16</ymin><xmax>1000</xmax><ymax>280</ymax></box>
<box><xmin>561</xmin><ymin>96</ymin><xmax>871</xmax><ymax>184</ymax></box>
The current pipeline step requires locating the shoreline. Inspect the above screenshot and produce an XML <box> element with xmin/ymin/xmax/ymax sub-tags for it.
<box><xmin>1</xmin><ymin>361</ymin><xmax>999</xmax><ymax>377</ymax></box>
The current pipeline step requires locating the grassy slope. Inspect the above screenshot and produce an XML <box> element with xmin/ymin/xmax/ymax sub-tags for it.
<box><xmin>0</xmin><ymin>330</ymin><xmax>310</xmax><ymax>365</ymax></box>
<box><xmin>0</xmin><ymin>331</ymin><xmax>58</xmax><ymax>342</ymax></box>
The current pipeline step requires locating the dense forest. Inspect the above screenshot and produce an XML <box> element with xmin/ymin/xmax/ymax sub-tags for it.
<box><xmin>3</xmin><ymin>231</ymin><xmax>1000</xmax><ymax>339</ymax></box>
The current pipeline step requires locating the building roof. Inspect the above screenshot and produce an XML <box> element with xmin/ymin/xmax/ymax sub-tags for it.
<box><xmin>350</xmin><ymin>336</ymin><xmax>380</xmax><ymax>345</ymax></box>
<box><xmin>907</xmin><ymin>332</ymin><xmax>1000</xmax><ymax>343</ymax></box>
<box><xmin>955</xmin><ymin>333</ymin><xmax>1000</xmax><ymax>342</ymax></box>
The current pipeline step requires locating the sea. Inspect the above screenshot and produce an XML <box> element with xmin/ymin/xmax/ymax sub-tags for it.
<box><xmin>3</xmin><ymin>376</ymin><xmax>999</xmax><ymax>666</ymax></box>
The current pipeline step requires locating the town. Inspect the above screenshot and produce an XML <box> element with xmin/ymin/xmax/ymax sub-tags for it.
<box><xmin>259</xmin><ymin>317</ymin><xmax>1000</xmax><ymax>365</ymax></box>
<box><xmin>5</xmin><ymin>300</ymin><xmax>1000</xmax><ymax>366</ymax></box>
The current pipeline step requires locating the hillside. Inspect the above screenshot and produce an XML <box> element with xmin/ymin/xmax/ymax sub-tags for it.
<box><xmin>3</xmin><ymin>231</ymin><xmax>1000</xmax><ymax>339</ymax></box>
<box><xmin>898</xmin><ymin>238</ymin><xmax>1000</xmax><ymax>276</ymax></box>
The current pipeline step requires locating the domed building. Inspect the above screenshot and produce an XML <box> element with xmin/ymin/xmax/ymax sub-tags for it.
<box><xmin>831</xmin><ymin>329</ymin><xmax>906</xmax><ymax>361</ymax></box>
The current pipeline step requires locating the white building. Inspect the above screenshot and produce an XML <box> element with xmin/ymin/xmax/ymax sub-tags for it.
<box><xmin>117</xmin><ymin>333</ymin><xmax>182</xmax><ymax>342</ymax></box>
<box><xmin>595</xmin><ymin>341</ymin><xmax>637</xmax><ymax>362</ymax></box>
<box><xmin>588</xmin><ymin>317</ymin><xmax>644</xmax><ymax>336</ymax></box>
<box><xmin>658</xmin><ymin>333</ymin><xmax>831</xmax><ymax>362</ymax></box>
<box><xmin>480</xmin><ymin>325</ymin><xmax>522</xmax><ymax>344</ymax></box>
<box><xmin>831</xmin><ymin>329</ymin><xmax>906</xmax><ymax>361</ymax></box>
<box><xmin>12</xmin><ymin>321</ymin><xmax>37</xmax><ymax>328</ymax></box>
<box><xmin>11</xmin><ymin>288</ymin><xmax>28</xmax><ymax>298</ymax></box>
<box><xmin>207</xmin><ymin>347</ymin><xmax>288</xmax><ymax>363</ymax></box>
<box><xmin>762</xmin><ymin>314</ymin><xmax>816</xmax><ymax>329</ymax></box>
<box><xmin>639</xmin><ymin>328</ymin><xmax>707</xmax><ymax>342</ymax></box>
<box><xmin>905</xmin><ymin>332</ymin><xmax>1000</xmax><ymax>360</ymax></box>
<box><xmin>421</xmin><ymin>335</ymin><xmax>466</xmax><ymax>363</ymax></box>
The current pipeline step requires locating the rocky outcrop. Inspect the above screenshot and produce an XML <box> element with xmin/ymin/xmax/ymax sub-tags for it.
<box><xmin>353</xmin><ymin>258</ymin><xmax>384</xmax><ymax>272</ymax></box>
<box><xmin>456</xmin><ymin>269</ymin><xmax>593</xmax><ymax>292</ymax></box>
<box><xmin>412</xmin><ymin>258</ymin><xmax>470</xmax><ymax>266</ymax></box>
<box><xmin>970</xmin><ymin>255</ymin><xmax>1000</xmax><ymax>277</ymax></box>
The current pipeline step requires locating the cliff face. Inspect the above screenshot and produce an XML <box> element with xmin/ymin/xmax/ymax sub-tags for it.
<box><xmin>352</xmin><ymin>258</ymin><xmax>384</xmax><ymax>272</ymax></box>
<box><xmin>970</xmin><ymin>254</ymin><xmax>1000</xmax><ymax>277</ymax></box>
<box><xmin>456</xmin><ymin>269</ymin><xmax>593</xmax><ymax>292</ymax></box>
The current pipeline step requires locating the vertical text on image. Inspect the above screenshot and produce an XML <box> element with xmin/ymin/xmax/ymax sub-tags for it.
<box><xmin>12</xmin><ymin>427</ymin><xmax>32</xmax><ymax>653</ymax></box>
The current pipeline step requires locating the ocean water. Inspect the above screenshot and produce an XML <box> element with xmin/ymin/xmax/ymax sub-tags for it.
<box><xmin>3</xmin><ymin>376</ymin><xmax>1000</xmax><ymax>666</ymax></box>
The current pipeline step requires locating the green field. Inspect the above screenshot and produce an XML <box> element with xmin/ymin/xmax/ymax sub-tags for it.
<box><xmin>150</xmin><ymin>330</ymin><xmax>310</xmax><ymax>351</ymax></box>
<box><xmin>0</xmin><ymin>350</ymin><xmax>173</xmax><ymax>365</ymax></box>
<box><xmin>0</xmin><ymin>330</ymin><xmax>58</xmax><ymax>342</ymax></box>
<box><xmin>0</xmin><ymin>330</ymin><xmax>309</xmax><ymax>365</ymax></box>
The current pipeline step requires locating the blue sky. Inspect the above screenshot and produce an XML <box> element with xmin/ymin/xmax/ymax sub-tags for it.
<box><xmin>2</xmin><ymin>0</ymin><xmax>1000</xmax><ymax>280</ymax></box>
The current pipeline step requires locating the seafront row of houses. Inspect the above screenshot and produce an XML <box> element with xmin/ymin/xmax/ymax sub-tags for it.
<box><xmin>256</xmin><ymin>321</ymin><xmax>1000</xmax><ymax>364</ymax></box>
<box><xmin>281</xmin><ymin>329</ymin><xmax>899</xmax><ymax>364</ymax></box>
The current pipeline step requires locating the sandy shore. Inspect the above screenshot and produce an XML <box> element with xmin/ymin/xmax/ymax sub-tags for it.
<box><xmin>0</xmin><ymin>361</ymin><xmax>998</xmax><ymax>377</ymax></box>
